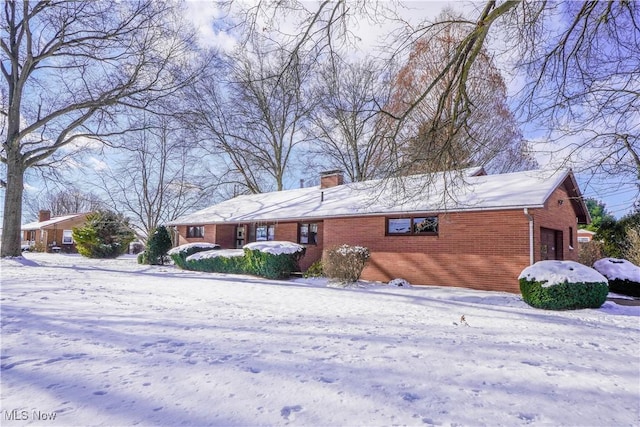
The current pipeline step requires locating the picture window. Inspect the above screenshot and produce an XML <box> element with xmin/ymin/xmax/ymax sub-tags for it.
<box><xmin>387</xmin><ymin>216</ymin><xmax>438</xmax><ymax>235</ymax></box>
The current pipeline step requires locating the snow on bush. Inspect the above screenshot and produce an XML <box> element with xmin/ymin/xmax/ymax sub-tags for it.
<box><xmin>168</xmin><ymin>243</ymin><xmax>221</xmax><ymax>269</ymax></box>
<box><xmin>593</xmin><ymin>258</ymin><xmax>640</xmax><ymax>298</ymax></box>
<box><xmin>167</xmin><ymin>242</ymin><xmax>220</xmax><ymax>256</ymax></box>
<box><xmin>388</xmin><ymin>278</ymin><xmax>411</xmax><ymax>287</ymax></box>
<box><xmin>323</xmin><ymin>244</ymin><xmax>371</xmax><ymax>283</ymax></box>
<box><xmin>243</xmin><ymin>241</ymin><xmax>304</xmax><ymax>255</ymax></box>
<box><xmin>243</xmin><ymin>242</ymin><xmax>306</xmax><ymax>279</ymax></box>
<box><xmin>519</xmin><ymin>260</ymin><xmax>607</xmax><ymax>287</ymax></box>
<box><xmin>518</xmin><ymin>260</ymin><xmax>608</xmax><ymax>310</ymax></box>
<box><xmin>186</xmin><ymin>249</ymin><xmax>244</xmax><ymax>261</ymax></box>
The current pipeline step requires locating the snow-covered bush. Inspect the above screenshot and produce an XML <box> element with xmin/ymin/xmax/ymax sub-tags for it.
<box><xmin>168</xmin><ymin>242</ymin><xmax>221</xmax><ymax>269</ymax></box>
<box><xmin>593</xmin><ymin>258</ymin><xmax>640</xmax><ymax>297</ymax></box>
<box><xmin>185</xmin><ymin>249</ymin><xmax>246</xmax><ymax>274</ymax></box>
<box><xmin>323</xmin><ymin>244</ymin><xmax>370</xmax><ymax>283</ymax></box>
<box><xmin>518</xmin><ymin>260</ymin><xmax>608</xmax><ymax>310</ymax></box>
<box><xmin>388</xmin><ymin>278</ymin><xmax>411</xmax><ymax>287</ymax></box>
<box><xmin>243</xmin><ymin>241</ymin><xmax>306</xmax><ymax>279</ymax></box>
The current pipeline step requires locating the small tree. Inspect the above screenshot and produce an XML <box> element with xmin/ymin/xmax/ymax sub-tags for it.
<box><xmin>73</xmin><ymin>210</ymin><xmax>135</xmax><ymax>259</ymax></box>
<box><xmin>146</xmin><ymin>226</ymin><xmax>173</xmax><ymax>265</ymax></box>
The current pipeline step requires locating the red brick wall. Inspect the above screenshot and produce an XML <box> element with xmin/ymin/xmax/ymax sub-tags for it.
<box><xmin>174</xmin><ymin>221</ymin><xmax>324</xmax><ymax>271</ymax></box>
<box><xmin>530</xmin><ymin>185</ymin><xmax>580</xmax><ymax>263</ymax></box>
<box><xmin>171</xmin><ymin>184</ymin><xmax>581</xmax><ymax>292</ymax></box>
<box><xmin>323</xmin><ymin>211</ymin><xmax>531</xmax><ymax>293</ymax></box>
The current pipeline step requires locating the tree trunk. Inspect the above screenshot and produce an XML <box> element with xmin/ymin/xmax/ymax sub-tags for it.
<box><xmin>1</xmin><ymin>151</ymin><xmax>25</xmax><ymax>257</ymax></box>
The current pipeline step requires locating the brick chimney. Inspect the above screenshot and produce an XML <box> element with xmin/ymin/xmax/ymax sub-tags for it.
<box><xmin>39</xmin><ymin>210</ymin><xmax>51</xmax><ymax>222</ymax></box>
<box><xmin>320</xmin><ymin>170</ymin><xmax>344</xmax><ymax>189</ymax></box>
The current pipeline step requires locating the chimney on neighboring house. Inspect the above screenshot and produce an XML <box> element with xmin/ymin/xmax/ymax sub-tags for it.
<box><xmin>320</xmin><ymin>170</ymin><xmax>344</xmax><ymax>189</ymax></box>
<box><xmin>39</xmin><ymin>210</ymin><xmax>51</xmax><ymax>222</ymax></box>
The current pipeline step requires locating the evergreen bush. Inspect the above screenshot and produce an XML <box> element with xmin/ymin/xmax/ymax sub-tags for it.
<box><xmin>146</xmin><ymin>225</ymin><xmax>173</xmax><ymax>265</ymax></box>
<box><xmin>323</xmin><ymin>244</ymin><xmax>370</xmax><ymax>283</ymax></box>
<box><xmin>303</xmin><ymin>260</ymin><xmax>324</xmax><ymax>278</ymax></box>
<box><xmin>137</xmin><ymin>251</ymin><xmax>148</xmax><ymax>264</ymax></box>
<box><xmin>593</xmin><ymin>258</ymin><xmax>640</xmax><ymax>297</ymax></box>
<box><xmin>168</xmin><ymin>243</ymin><xmax>220</xmax><ymax>269</ymax></box>
<box><xmin>519</xmin><ymin>261</ymin><xmax>608</xmax><ymax>310</ymax></box>
<box><xmin>73</xmin><ymin>210</ymin><xmax>135</xmax><ymax>259</ymax></box>
<box><xmin>243</xmin><ymin>245</ymin><xmax>305</xmax><ymax>279</ymax></box>
<box><xmin>185</xmin><ymin>250</ymin><xmax>246</xmax><ymax>274</ymax></box>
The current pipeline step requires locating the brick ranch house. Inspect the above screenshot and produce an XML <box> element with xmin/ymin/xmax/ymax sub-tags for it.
<box><xmin>21</xmin><ymin>210</ymin><xmax>90</xmax><ymax>253</ymax></box>
<box><xmin>168</xmin><ymin>168</ymin><xmax>589</xmax><ymax>293</ymax></box>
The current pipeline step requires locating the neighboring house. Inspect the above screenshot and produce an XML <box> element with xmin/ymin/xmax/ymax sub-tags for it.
<box><xmin>577</xmin><ymin>229</ymin><xmax>596</xmax><ymax>243</ymax></box>
<box><xmin>21</xmin><ymin>210</ymin><xmax>90</xmax><ymax>253</ymax></box>
<box><xmin>168</xmin><ymin>168</ymin><xmax>589</xmax><ymax>293</ymax></box>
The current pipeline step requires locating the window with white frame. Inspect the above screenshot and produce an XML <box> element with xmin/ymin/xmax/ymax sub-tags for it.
<box><xmin>256</xmin><ymin>224</ymin><xmax>275</xmax><ymax>241</ymax></box>
<box><xmin>62</xmin><ymin>229</ymin><xmax>73</xmax><ymax>244</ymax></box>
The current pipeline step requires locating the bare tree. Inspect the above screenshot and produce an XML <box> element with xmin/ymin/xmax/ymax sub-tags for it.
<box><xmin>24</xmin><ymin>186</ymin><xmax>104</xmax><ymax>220</ymax></box>
<box><xmin>307</xmin><ymin>58</ymin><xmax>395</xmax><ymax>182</ymax></box>
<box><xmin>95</xmin><ymin>115</ymin><xmax>218</xmax><ymax>239</ymax></box>
<box><xmin>1</xmin><ymin>0</ymin><xmax>204</xmax><ymax>256</ymax></box>
<box><xmin>189</xmin><ymin>36</ymin><xmax>316</xmax><ymax>193</ymax></box>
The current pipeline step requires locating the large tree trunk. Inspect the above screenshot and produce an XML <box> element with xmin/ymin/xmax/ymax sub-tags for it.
<box><xmin>1</xmin><ymin>151</ymin><xmax>25</xmax><ymax>257</ymax></box>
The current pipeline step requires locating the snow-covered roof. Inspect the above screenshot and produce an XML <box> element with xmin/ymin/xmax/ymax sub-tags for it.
<box><xmin>21</xmin><ymin>213</ymin><xmax>87</xmax><ymax>231</ymax></box>
<box><xmin>169</xmin><ymin>168</ymin><xmax>586</xmax><ymax>226</ymax></box>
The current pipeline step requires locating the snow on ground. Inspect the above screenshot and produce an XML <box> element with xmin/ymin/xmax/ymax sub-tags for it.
<box><xmin>1</xmin><ymin>253</ymin><xmax>638</xmax><ymax>427</ymax></box>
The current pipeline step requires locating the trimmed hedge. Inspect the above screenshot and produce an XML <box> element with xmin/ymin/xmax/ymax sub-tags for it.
<box><xmin>168</xmin><ymin>243</ymin><xmax>221</xmax><ymax>269</ymax></box>
<box><xmin>244</xmin><ymin>248</ymin><xmax>305</xmax><ymax>279</ymax></box>
<box><xmin>170</xmin><ymin>241</ymin><xmax>306</xmax><ymax>280</ymax></box>
<box><xmin>593</xmin><ymin>258</ymin><xmax>640</xmax><ymax>297</ymax></box>
<box><xmin>519</xmin><ymin>260</ymin><xmax>608</xmax><ymax>310</ymax></box>
<box><xmin>607</xmin><ymin>279</ymin><xmax>640</xmax><ymax>297</ymax></box>
<box><xmin>519</xmin><ymin>278</ymin><xmax>609</xmax><ymax>310</ymax></box>
<box><xmin>185</xmin><ymin>251</ymin><xmax>246</xmax><ymax>274</ymax></box>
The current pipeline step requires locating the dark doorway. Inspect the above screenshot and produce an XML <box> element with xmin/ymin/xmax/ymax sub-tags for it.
<box><xmin>540</xmin><ymin>227</ymin><xmax>563</xmax><ymax>261</ymax></box>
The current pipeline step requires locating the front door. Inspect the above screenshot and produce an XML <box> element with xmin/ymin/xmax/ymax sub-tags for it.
<box><xmin>235</xmin><ymin>225</ymin><xmax>245</xmax><ymax>248</ymax></box>
<box><xmin>540</xmin><ymin>227</ymin><xmax>563</xmax><ymax>261</ymax></box>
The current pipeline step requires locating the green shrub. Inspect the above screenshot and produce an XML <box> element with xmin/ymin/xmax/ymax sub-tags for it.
<box><xmin>185</xmin><ymin>250</ymin><xmax>246</xmax><ymax>274</ymax></box>
<box><xmin>519</xmin><ymin>279</ymin><xmax>609</xmax><ymax>310</ymax></box>
<box><xmin>168</xmin><ymin>243</ymin><xmax>220</xmax><ymax>269</ymax></box>
<box><xmin>303</xmin><ymin>260</ymin><xmax>324</xmax><ymax>278</ymax></box>
<box><xmin>593</xmin><ymin>258</ymin><xmax>640</xmax><ymax>297</ymax></box>
<box><xmin>519</xmin><ymin>261</ymin><xmax>608</xmax><ymax>310</ymax></box>
<box><xmin>607</xmin><ymin>279</ymin><xmax>640</xmax><ymax>297</ymax></box>
<box><xmin>137</xmin><ymin>251</ymin><xmax>148</xmax><ymax>264</ymax></box>
<box><xmin>146</xmin><ymin>225</ymin><xmax>173</xmax><ymax>265</ymax></box>
<box><xmin>243</xmin><ymin>246</ymin><xmax>305</xmax><ymax>279</ymax></box>
<box><xmin>323</xmin><ymin>244</ymin><xmax>370</xmax><ymax>283</ymax></box>
<box><xmin>73</xmin><ymin>210</ymin><xmax>135</xmax><ymax>259</ymax></box>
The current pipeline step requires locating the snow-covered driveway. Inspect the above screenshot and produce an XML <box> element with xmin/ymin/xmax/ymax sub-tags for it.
<box><xmin>1</xmin><ymin>253</ymin><xmax>638</xmax><ymax>426</ymax></box>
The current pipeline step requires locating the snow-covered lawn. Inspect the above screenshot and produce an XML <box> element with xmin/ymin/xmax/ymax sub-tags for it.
<box><xmin>1</xmin><ymin>253</ymin><xmax>638</xmax><ymax>426</ymax></box>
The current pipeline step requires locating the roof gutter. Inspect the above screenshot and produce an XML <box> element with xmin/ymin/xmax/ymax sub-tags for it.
<box><xmin>524</xmin><ymin>208</ymin><xmax>534</xmax><ymax>265</ymax></box>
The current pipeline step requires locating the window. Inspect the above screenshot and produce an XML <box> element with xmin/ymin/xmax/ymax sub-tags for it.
<box><xmin>187</xmin><ymin>226</ymin><xmax>204</xmax><ymax>238</ymax></box>
<box><xmin>387</xmin><ymin>216</ymin><xmax>438</xmax><ymax>235</ymax></box>
<box><xmin>256</xmin><ymin>224</ymin><xmax>275</xmax><ymax>241</ymax></box>
<box><xmin>62</xmin><ymin>229</ymin><xmax>73</xmax><ymax>244</ymax></box>
<box><xmin>299</xmin><ymin>223</ymin><xmax>318</xmax><ymax>244</ymax></box>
